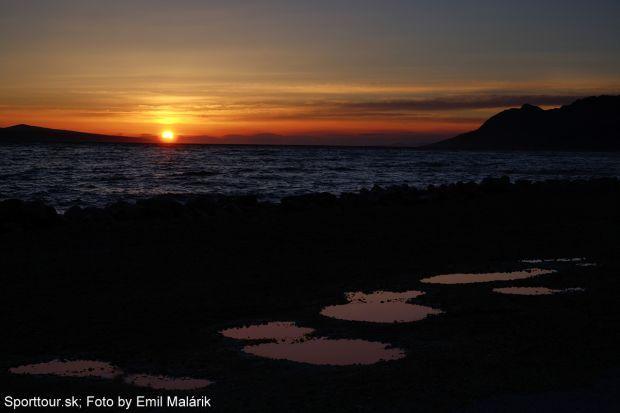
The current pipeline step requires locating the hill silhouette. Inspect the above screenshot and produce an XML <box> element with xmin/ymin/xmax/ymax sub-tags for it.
<box><xmin>0</xmin><ymin>124</ymin><xmax>153</xmax><ymax>144</ymax></box>
<box><xmin>426</xmin><ymin>95</ymin><xmax>620</xmax><ymax>151</ymax></box>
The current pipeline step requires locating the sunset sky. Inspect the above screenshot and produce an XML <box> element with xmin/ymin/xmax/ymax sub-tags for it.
<box><xmin>1</xmin><ymin>0</ymin><xmax>619</xmax><ymax>141</ymax></box>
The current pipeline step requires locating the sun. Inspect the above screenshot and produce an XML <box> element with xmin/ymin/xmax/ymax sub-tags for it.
<box><xmin>161</xmin><ymin>130</ymin><xmax>175</xmax><ymax>142</ymax></box>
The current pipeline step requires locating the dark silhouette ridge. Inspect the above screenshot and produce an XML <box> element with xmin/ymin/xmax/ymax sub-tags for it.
<box><xmin>425</xmin><ymin>95</ymin><xmax>620</xmax><ymax>151</ymax></box>
<box><xmin>0</xmin><ymin>124</ymin><xmax>154</xmax><ymax>144</ymax></box>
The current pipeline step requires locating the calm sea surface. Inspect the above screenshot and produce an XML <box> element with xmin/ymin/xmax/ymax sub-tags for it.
<box><xmin>1</xmin><ymin>143</ymin><xmax>619</xmax><ymax>210</ymax></box>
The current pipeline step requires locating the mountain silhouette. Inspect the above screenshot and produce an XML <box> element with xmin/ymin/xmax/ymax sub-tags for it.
<box><xmin>425</xmin><ymin>95</ymin><xmax>620</xmax><ymax>151</ymax></box>
<box><xmin>0</xmin><ymin>124</ymin><xmax>153</xmax><ymax>144</ymax></box>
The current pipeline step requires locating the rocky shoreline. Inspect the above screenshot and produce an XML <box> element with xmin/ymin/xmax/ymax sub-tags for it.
<box><xmin>2</xmin><ymin>176</ymin><xmax>619</xmax><ymax>226</ymax></box>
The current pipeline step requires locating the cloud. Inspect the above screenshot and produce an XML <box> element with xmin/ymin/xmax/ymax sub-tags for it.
<box><xmin>209</xmin><ymin>94</ymin><xmax>583</xmax><ymax>124</ymax></box>
<box><xmin>336</xmin><ymin>95</ymin><xmax>582</xmax><ymax>112</ymax></box>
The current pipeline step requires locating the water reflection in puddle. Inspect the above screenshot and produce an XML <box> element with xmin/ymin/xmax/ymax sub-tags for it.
<box><xmin>493</xmin><ymin>287</ymin><xmax>585</xmax><ymax>296</ymax></box>
<box><xmin>321</xmin><ymin>290</ymin><xmax>442</xmax><ymax>323</ymax></box>
<box><xmin>220</xmin><ymin>321</ymin><xmax>315</xmax><ymax>342</ymax></box>
<box><xmin>244</xmin><ymin>338</ymin><xmax>405</xmax><ymax>366</ymax></box>
<box><xmin>124</xmin><ymin>374</ymin><xmax>212</xmax><ymax>390</ymax></box>
<box><xmin>345</xmin><ymin>290</ymin><xmax>425</xmax><ymax>303</ymax></box>
<box><xmin>420</xmin><ymin>268</ymin><xmax>555</xmax><ymax>285</ymax></box>
<box><xmin>8</xmin><ymin>360</ymin><xmax>215</xmax><ymax>391</ymax></box>
<box><xmin>521</xmin><ymin>258</ymin><xmax>585</xmax><ymax>264</ymax></box>
<box><xmin>9</xmin><ymin>360</ymin><xmax>122</xmax><ymax>379</ymax></box>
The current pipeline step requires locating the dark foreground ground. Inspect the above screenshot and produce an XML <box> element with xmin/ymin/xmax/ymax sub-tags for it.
<box><xmin>2</xmin><ymin>178</ymin><xmax>620</xmax><ymax>412</ymax></box>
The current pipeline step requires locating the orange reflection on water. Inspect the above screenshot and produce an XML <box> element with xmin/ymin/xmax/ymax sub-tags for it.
<box><xmin>9</xmin><ymin>360</ymin><xmax>122</xmax><ymax>379</ymax></box>
<box><xmin>420</xmin><ymin>268</ymin><xmax>556</xmax><ymax>285</ymax></box>
<box><xmin>124</xmin><ymin>374</ymin><xmax>213</xmax><ymax>390</ymax></box>
<box><xmin>493</xmin><ymin>286</ymin><xmax>584</xmax><ymax>296</ymax></box>
<box><xmin>220</xmin><ymin>321</ymin><xmax>315</xmax><ymax>342</ymax></box>
<box><xmin>321</xmin><ymin>290</ymin><xmax>442</xmax><ymax>323</ymax></box>
<box><xmin>244</xmin><ymin>338</ymin><xmax>405</xmax><ymax>366</ymax></box>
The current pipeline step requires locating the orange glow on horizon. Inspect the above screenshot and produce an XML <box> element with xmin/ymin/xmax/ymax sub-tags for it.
<box><xmin>0</xmin><ymin>108</ymin><xmax>482</xmax><ymax>137</ymax></box>
<box><xmin>2</xmin><ymin>77</ymin><xmax>617</xmax><ymax>139</ymax></box>
<box><xmin>161</xmin><ymin>130</ymin><xmax>175</xmax><ymax>142</ymax></box>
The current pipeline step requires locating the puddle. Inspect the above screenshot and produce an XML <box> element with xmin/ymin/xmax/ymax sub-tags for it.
<box><xmin>322</xmin><ymin>302</ymin><xmax>442</xmax><ymax>323</ymax></box>
<box><xmin>223</xmin><ymin>318</ymin><xmax>406</xmax><ymax>365</ymax></box>
<box><xmin>420</xmin><ymin>268</ymin><xmax>555</xmax><ymax>285</ymax></box>
<box><xmin>243</xmin><ymin>338</ymin><xmax>405</xmax><ymax>366</ymax></box>
<box><xmin>493</xmin><ymin>287</ymin><xmax>585</xmax><ymax>296</ymax></box>
<box><xmin>345</xmin><ymin>290</ymin><xmax>425</xmax><ymax>303</ymax></box>
<box><xmin>220</xmin><ymin>321</ymin><xmax>314</xmax><ymax>342</ymax></box>
<box><xmin>321</xmin><ymin>290</ymin><xmax>442</xmax><ymax>323</ymax></box>
<box><xmin>8</xmin><ymin>360</ymin><xmax>122</xmax><ymax>379</ymax></box>
<box><xmin>521</xmin><ymin>258</ymin><xmax>585</xmax><ymax>263</ymax></box>
<box><xmin>124</xmin><ymin>374</ymin><xmax>213</xmax><ymax>390</ymax></box>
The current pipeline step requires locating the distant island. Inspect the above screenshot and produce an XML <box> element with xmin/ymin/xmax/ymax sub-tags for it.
<box><xmin>425</xmin><ymin>95</ymin><xmax>620</xmax><ymax>151</ymax></box>
<box><xmin>1</xmin><ymin>95</ymin><xmax>618</xmax><ymax>150</ymax></box>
